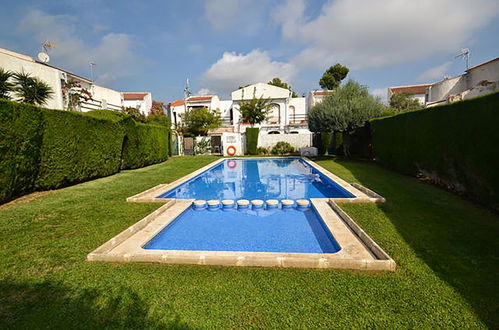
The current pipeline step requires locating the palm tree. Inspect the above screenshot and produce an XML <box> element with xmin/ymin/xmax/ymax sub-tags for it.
<box><xmin>0</xmin><ymin>68</ymin><xmax>14</xmax><ymax>100</ymax></box>
<box><xmin>13</xmin><ymin>72</ymin><xmax>54</xmax><ymax>106</ymax></box>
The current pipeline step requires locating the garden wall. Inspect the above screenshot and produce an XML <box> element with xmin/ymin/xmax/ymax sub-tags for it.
<box><xmin>371</xmin><ymin>91</ymin><xmax>499</xmax><ymax>210</ymax></box>
<box><xmin>0</xmin><ymin>100</ymin><xmax>170</xmax><ymax>203</ymax></box>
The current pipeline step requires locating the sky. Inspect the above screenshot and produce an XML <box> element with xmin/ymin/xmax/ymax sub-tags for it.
<box><xmin>1</xmin><ymin>0</ymin><xmax>498</xmax><ymax>103</ymax></box>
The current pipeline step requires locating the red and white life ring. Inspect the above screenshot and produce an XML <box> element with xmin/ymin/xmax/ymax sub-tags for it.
<box><xmin>226</xmin><ymin>145</ymin><xmax>237</xmax><ymax>156</ymax></box>
<box><xmin>227</xmin><ymin>160</ymin><xmax>237</xmax><ymax>169</ymax></box>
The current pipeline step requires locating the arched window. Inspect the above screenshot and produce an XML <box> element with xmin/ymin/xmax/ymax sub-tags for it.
<box><xmin>267</xmin><ymin>103</ymin><xmax>280</xmax><ymax>125</ymax></box>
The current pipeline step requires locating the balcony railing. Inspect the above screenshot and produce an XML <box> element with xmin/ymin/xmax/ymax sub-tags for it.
<box><xmin>288</xmin><ymin>114</ymin><xmax>308</xmax><ymax>126</ymax></box>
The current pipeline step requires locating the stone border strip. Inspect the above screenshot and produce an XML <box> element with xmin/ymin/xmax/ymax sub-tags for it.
<box><xmin>87</xmin><ymin>199</ymin><xmax>395</xmax><ymax>271</ymax></box>
<box><xmin>350</xmin><ymin>183</ymin><xmax>386</xmax><ymax>203</ymax></box>
<box><xmin>328</xmin><ymin>199</ymin><xmax>394</xmax><ymax>265</ymax></box>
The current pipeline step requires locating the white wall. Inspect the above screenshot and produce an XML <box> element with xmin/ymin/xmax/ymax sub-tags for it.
<box><xmin>258</xmin><ymin>133</ymin><xmax>312</xmax><ymax>150</ymax></box>
<box><xmin>123</xmin><ymin>93</ymin><xmax>152</xmax><ymax>116</ymax></box>
<box><xmin>0</xmin><ymin>48</ymin><xmax>63</xmax><ymax>109</ymax></box>
<box><xmin>92</xmin><ymin>85</ymin><xmax>123</xmax><ymax>111</ymax></box>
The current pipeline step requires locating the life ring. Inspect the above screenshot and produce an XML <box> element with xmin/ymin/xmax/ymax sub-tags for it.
<box><xmin>226</xmin><ymin>145</ymin><xmax>237</xmax><ymax>156</ymax></box>
<box><xmin>227</xmin><ymin>160</ymin><xmax>237</xmax><ymax>169</ymax></box>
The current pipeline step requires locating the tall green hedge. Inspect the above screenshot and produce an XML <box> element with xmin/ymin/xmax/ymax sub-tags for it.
<box><xmin>121</xmin><ymin>122</ymin><xmax>169</xmax><ymax>169</ymax></box>
<box><xmin>35</xmin><ymin>109</ymin><xmax>123</xmax><ymax>189</ymax></box>
<box><xmin>246</xmin><ymin>127</ymin><xmax>259</xmax><ymax>155</ymax></box>
<box><xmin>0</xmin><ymin>100</ymin><xmax>171</xmax><ymax>203</ymax></box>
<box><xmin>371</xmin><ymin>91</ymin><xmax>499</xmax><ymax>210</ymax></box>
<box><xmin>0</xmin><ymin>100</ymin><xmax>44</xmax><ymax>201</ymax></box>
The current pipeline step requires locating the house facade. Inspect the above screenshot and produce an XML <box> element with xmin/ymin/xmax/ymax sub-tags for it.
<box><xmin>123</xmin><ymin>92</ymin><xmax>152</xmax><ymax>116</ymax></box>
<box><xmin>0</xmin><ymin>47</ymin><xmax>151</xmax><ymax>113</ymax></box>
<box><xmin>388</xmin><ymin>57</ymin><xmax>499</xmax><ymax>107</ymax></box>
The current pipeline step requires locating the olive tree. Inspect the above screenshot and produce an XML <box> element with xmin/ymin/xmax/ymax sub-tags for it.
<box><xmin>308</xmin><ymin>80</ymin><xmax>385</xmax><ymax>157</ymax></box>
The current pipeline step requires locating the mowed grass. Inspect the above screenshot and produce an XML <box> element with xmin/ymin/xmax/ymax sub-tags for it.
<box><xmin>0</xmin><ymin>156</ymin><xmax>498</xmax><ymax>328</ymax></box>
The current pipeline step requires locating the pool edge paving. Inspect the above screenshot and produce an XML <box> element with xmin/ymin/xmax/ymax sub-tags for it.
<box><xmin>88</xmin><ymin>157</ymin><xmax>395</xmax><ymax>270</ymax></box>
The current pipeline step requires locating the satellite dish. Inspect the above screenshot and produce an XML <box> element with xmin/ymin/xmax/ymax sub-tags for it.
<box><xmin>37</xmin><ymin>52</ymin><xmax>50</xmax><ymax>63</ymax></box>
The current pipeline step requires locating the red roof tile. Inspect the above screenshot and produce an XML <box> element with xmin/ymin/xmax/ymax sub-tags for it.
<box><xmin>170</xmin><ymin>99</ymin><xmax>185</xmax><ymax>107</ymax></box>
<box><xmin>123</xmin><ymin>92</ymin><xmax>148</xmax><ymax>100</ymax></box>
<box><xmin>187</xmin><ymin>96</ymin><xmax>213</xmax><ymax>102</ymax></box>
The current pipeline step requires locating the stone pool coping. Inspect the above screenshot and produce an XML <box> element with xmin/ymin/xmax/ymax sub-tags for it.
<box><xmin>126</xmin><ymin>157</ymin><xmax>385</xmax><ymax>203</ymax></box>
<box><xmin>87</xmin><ymin>199</ymin><xmax>395</xmax><ymax>270</ymax></box>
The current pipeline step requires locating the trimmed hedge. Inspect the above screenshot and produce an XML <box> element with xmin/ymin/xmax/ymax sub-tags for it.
<box><xmin>245</xmin><ymin>127</ymin><xmax>259</xmax><ymax>155</ymax></box>
<box><xmin>35</xmin><ymin>110</ymin><xmax>123</xmax><ymax>189</ymax></box>
<box><xmin>371</xmin><ymin>91</ymin><xmax>499</xmax><ymax>210</ymax></box>
<box><xmin>0</xmin><ymin>100</ymin><xmax>44</xmax><ymax>201</ymax></box>
<box><xmin>0</xmin><ymin>100</ymin><xmax>171</xmax><ymax>203</ymax></box>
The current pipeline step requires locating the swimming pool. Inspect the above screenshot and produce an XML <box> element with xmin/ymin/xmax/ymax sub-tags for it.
<box><xmin>157</xmin><ymin>158</ymin><xmax>355</xmax><ymax>200</ymax></box>
<box><xmin>144</xmin><ymin>205</ymin><xmax>341</xmax><ymax>253</ymax></box>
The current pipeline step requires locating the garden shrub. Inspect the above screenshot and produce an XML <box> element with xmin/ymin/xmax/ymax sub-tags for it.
<box><xmin>245</xmin><ymin>127</ymin><xmax>259</xmax><ymax>155</ymax></box>
<box><xmin>0</xmin><ymin>100</ymin><xmax>44</xmax><ymax>202</ymax></box>
<box><xmin>371</xmin><ymin>91</ymin><xmax>499</xmax><ymax>211</ymax></box>
<box><xmin>121</xmin><ymin>122</ymin><xmax>169</xmax><ymax>169</ymax></box>
<box><xmin>271</xmin><ymin>141</ymin><xmax>294</xmax><ymax>155</ymax></box>
<box><xmin>35</xmin><ymin>109</ymin><xmax>123</xmax><ymax>189</ymax></box>
<box><xmin>256</xmin><ymin>147</ymin><xmax>269</xmax><ymax>155</ymax></box>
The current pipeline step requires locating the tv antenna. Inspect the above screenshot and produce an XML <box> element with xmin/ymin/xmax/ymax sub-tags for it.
<box><xmin>183</xmin><ymin>78</ymin><xmax>192</xmax><ymax>99</ymax></box>
<box><xmin>89</xmin><ymin>62</ymin><xmax>96</xmax><ymax>82</ymax></box>
<box><xmin>455</xmin><ymin>48</ymin><xmax>470</xmax><ymax>70</ymax></box>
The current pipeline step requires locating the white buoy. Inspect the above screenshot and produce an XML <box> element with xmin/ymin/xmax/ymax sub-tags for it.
<box><xmin>296</xmin><ymin>199</ymin><xmax>310</xmax><ymax>209</ymax></box>
<box><xmin>237</xmin><ymin>199</ymin><xmax>250</xmax><ymax>209</ymax></box>
<box><xmin>193</xmin><ymin>200</ymin><xmax>206</xmax><ymax>209</ymax></box>
<box><xmin>222</xmin><ymin>200</ymin><xmax>235</xmax><ymax>209</ymax></box>
<box><xmin>281</xmin><ymin>199</ymin><xmax>295</xmax><ymax>209</ymax></box>
<box><xmin>251</xmin><ymin>199</ymin><xmax>264</xmax><ymax>209</ymax></box>
<box><xmin>207</xmin><ymin>200</ymin><xmax>220</xmax><ymax>209</ymax></box>
<box><xmin>266</xmin><ymin>199</ymin><xmax>279</xmax><ymax>209</ymax></box>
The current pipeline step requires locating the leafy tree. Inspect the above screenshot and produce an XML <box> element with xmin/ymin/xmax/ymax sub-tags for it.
<box><xmin>389</xmin><ymin>93</ymin><xmax>421</xmax><ymax>112</ymax></box>
<box><xmin>0</xmin><ymin>68</ymin><xmax>14</xmax><ymax>100</ymax></box>
<box><xmin>308</xmin><ymin>80</ymin><xmax>385</xmax><ymax>157</ymax></box>
<box><xmin>13</xmin><ymin>72</ymin><xmax>53</xmax><ymax>105</ymax></box>
<box><xmin>239</xmin><ymin>88</ymin><xmax>271</xmax><ymax>127</ymax></box>
<box><xmin>268</xmin><ymin>77</ymin><xmax>298</xmax><ymax>97</ymax></box>
<box><xmin>319</xmin><ymin>63</ymin><xmax>349</xmax><ymax>90</ymax></box>
<box><xmin>181</xmin><ymin>106</ymin><xmax>221</xmax><ymax>136</ymax></box>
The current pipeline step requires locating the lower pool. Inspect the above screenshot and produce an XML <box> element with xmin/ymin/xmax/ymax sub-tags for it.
<box><xmin>144</xmin><ymin>206</ymin><xmax>341</xmax><ymax>254</ymax></box>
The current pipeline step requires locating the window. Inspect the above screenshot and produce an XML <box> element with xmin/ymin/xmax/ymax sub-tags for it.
<box><xmin>268</xmin><ymin>131</ymin><xmax>280</xmax><ymax>134</ymax></box>
<box><xmin>267</xmin><ymin>103</ymin><xmax>280</xmax><ymax>124</ymax></box>
<box><xmin>289</xmin><ymin>105</ymin><xmax>296</xmax><ymax>123</ymax></box>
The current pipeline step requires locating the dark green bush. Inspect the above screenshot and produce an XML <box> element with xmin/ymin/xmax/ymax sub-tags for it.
<box><xmin>245</xmin><ymin>127</ymin><xmax>259</xmax><ymax>155</ymax></box>
<box><xmin>319</xmin><ymin>132</ymin><xmax>331</xmax><ymax>155</ymax></box>
<box><xmin>35</xmin><ymin>109</ymin><xmax>123</xmax><ymax>189</ymax></box>
<box><xmin>271</xmin><ymin>141</ymin><xmax>294</xmax><ymax>155</ymax></box>
<box><xmin>371</xmin><ymin>91</ymin><xmax>499</xmax><ymax>211</ymax></box>
<box><xmin>0</xmin><ymin>101</ymin><xmax>172</xmax><ymax>203</ymax></box>
<box><xmin>0</xmin><ymin>100</ymin><xmax>44</xmax><ymax>202</ymax></box>
<box><xmin>256</xmin><ymin>147</ymin><xmax>269</xmax><ymax>155</ymax></box>
<box><xmin>121</xmin><ymin>122</ymin><xmax>169</xmax><ymax>169</ymax></box>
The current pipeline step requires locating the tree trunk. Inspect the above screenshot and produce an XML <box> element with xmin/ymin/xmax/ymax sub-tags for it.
<box><xmin>342</xmin><ymin>131</ymin><xmax>351</xmax><ymax>158</ymax></box>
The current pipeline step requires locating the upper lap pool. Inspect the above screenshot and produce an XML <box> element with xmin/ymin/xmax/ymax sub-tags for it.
<box><xmin>157</xmin><ymin>158</ymin><xmax>355</xmax><ymax>200</ymax></box>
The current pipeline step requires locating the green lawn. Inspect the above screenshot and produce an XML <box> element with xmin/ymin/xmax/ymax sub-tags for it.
<box><xmin>0</xmin><ymin>156</ymin><xmax>498</xmax><ymax>328</ymax></box>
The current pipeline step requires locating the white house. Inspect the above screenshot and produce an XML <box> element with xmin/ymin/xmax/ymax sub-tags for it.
<box><xmin>0</xmin><ymin>47</ymin><xmax>154</xmax><ymax>113</ymax></box>
<box><xmin>387</xmin><ymin>57</ymin><xmax>499</xmax><ymax>108</ymax></box>
<box><xmin>426</xmin><ymin>57</ymin><xmax>499</xmax><ymax>106</ymax></box>
<box><xmin>387</xmin><ymin>84</ymin><xmax>430</xmax><ymax>106</ymax></box>
<box><xmin>123</xmin><ymin>92</ymin><xmax>152</xmax><ymax>116</ymax></box>
<box><xmin>306</xmin><ymin>90</ymin><xmax>334</xmax><ymax>110</ymax></box>
<box><xmin>169</xmin><ymin>95</ymin><xmax>226</xmax><ymax>128</ymax></box>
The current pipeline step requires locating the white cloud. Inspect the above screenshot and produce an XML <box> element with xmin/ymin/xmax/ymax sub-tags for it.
<box><xmin>200</xmin><ymin>49</ymin><xmax>296</xmax><ymax>95</ymax></box>
<box><xmin>19</xmin><ymin>9</ymin><xmax>137</xmax><ymax>85</ymax></box>
<box><xmin>273</xmin><ymin>0</ymin><xmax>499</xmax><ymax>70</ymax></box>
<box><xmin>417</xmin><ymin>61</ymin><xmax>452</xmax><ymax>82</ymax></box>
<box><xmin>203</xmin><ymin>0</ymin><xmax>269</xmax><ymax>34</ymax></box>
<box><xmin>197</xmin><ymin>88</ymin><xmax>214</xmax><ymax>96</ymax></box>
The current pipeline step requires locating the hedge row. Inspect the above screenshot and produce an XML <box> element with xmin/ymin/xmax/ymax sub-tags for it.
<box><xmin>371</xmin><ymin>91</ymin><xmax>499</xmax><ymax>211</ymax></box>
<box><xmin>0</xmin><ymin>100</ymin><xmax>171</xmax><ymax>203</ymax></box>
<box><xmin>245</xmin><ymin>127</ymin><xmax>259</xmax><ymax>155</ymax></box>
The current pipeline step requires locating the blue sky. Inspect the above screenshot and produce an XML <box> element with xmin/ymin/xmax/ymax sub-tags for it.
<box><xmin>1</xmin><ymin>0</ymin><xmax>498</xmax><ymax>103</ymax></box>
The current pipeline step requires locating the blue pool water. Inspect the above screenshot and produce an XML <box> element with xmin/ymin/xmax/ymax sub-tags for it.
<box><xmin>144</xmin><ymin>206</ymin><xmax>341</xmax><ymax>253</ymax></box>
<box><xmin>157</xmin><ymin>158</ymin><xmax>354</xmax><ymax>200</ymax></box>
